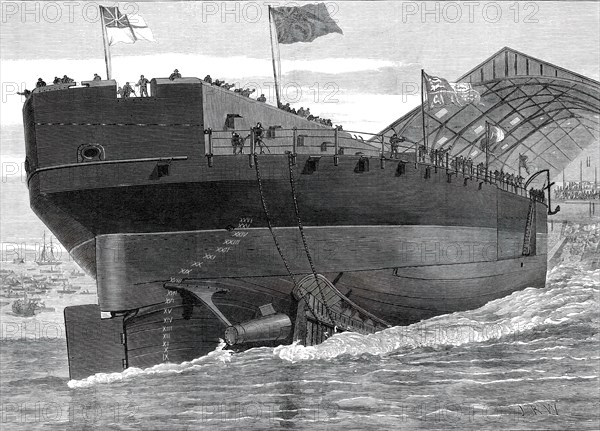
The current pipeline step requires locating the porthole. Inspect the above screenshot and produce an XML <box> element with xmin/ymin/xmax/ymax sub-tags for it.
<box><xmin>82</xmin><ymin>147</ymin><xmax>101</xmax><ymax>159</ymax></box>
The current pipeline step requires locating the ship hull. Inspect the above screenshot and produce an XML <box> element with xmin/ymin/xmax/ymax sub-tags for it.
<box><xmin>23</xmin><ymin>78</ymin><xmax>550</xmax><ymax>378</ymax></box>
<box><xmin>85</xmin><ymin>252</ymin><xmax>545</xmax><ymax>371</ymax></box>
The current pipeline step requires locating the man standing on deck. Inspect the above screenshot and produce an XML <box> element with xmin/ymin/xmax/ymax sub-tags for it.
<box><xmin>36</xmin><ymin>78</ymin><xmax>46</xmax><ymax>87</ymax></box>
<box><xmin>254</xmin><ymin>123</ymin><xmax>266</xmax><ymax>154</ymax></box>
<box><xmin>389</xmin><ymin>133</ymin><xmax>405</xmax><ymax>159</ymax></box>
<box><xmin>122</xmin><ymin>82</ymin><xmax>135</xmax><ymax>98</ymax></box>
<box><xmin>136</xmin><ymin>75</ymin><xmax>150</xmax><ymax>97</ymax></box>
<box><xmin>231</xmin><ymin>132</ymin><xmax>244</xmax><ymax>155</ymax></box>
<box><xmin>169</xmin><ymin>69</ymin><xmax>182</xmax><ymax>80</ymax></box>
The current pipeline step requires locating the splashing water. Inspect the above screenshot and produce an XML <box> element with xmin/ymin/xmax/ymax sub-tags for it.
<box><xmin>67</xmin><ymin>340</ymin><xmax>233</xmax><ymax>388</ymax></box>
<box><xmin>274</xmin><ymin>264</ymin><xmax>598</xmax><ymax>362</ymax></box>
<box><xmin>67</xmin><ymin>262</ymin><xmax>598</xmax><ymax>389</ymax></box>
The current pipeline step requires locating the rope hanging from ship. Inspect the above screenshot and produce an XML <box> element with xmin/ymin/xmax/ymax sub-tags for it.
<box><xmin>254</xmin><ymin>153</ymin><xmax>390</xmax><ymax>336</ymax></box>
<box><xmin>285</xmin><ymin>153</ymin><xmax>339</xmax><ymax>327</ymax></box>
<box><xmin>252</xmin><ymin>153</ymin><xmax>322</xmax><ymax>324</ymax></box>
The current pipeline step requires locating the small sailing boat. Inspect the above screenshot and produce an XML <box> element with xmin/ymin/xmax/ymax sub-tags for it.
<box><xmin>36</xmin><ymin>232</ymin><xmax>62</xmax><ymax>266</ymax></box>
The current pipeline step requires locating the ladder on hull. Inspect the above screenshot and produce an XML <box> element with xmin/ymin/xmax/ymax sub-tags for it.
<box><xmin>522</xmin><ymin>197</ymin><xmax>536</xmax><ymax>256</ymax></box>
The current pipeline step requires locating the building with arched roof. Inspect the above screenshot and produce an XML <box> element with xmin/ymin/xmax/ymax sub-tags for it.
<box><xmin>376</xmin><ymin>47</ymin><xmax>599</xmax><ymax>181</ymax></box>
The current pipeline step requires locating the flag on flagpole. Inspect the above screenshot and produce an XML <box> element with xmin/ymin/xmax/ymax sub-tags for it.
<box><xmin>270</xmin><ymin>3</ymin><xmax>343</xmax><ymax>44</ymax></box>
<box><xmin>488</xmin><ymin>125</ymin><xmax>505</xmax><ymax>152</ymax></box>
<box><xmin>423</xmin><ymin>72</ymin><xmax>481</xmax><ymax>108</ymax></box>
<box><xmin>519</xmin><ymin>153</ymin><xmax>531</xmax><ymax>175</ymax></box>
<box><xmin>127</xmin><ymin>14</ymin><xmax>155</xmax><ymax>42</ymax></box>
<box><xmin>480</xmin><ymin>124</ymin><xmax>505</xmax><ymax>153</ymax></box>
<box><xmin>100</xmin><ymin>6</ymin><xmax>154</xmax><ymax>45</ymax></box>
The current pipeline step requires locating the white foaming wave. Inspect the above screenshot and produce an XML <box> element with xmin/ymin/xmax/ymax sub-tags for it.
<box><xmin>67</xmin><ymin>340</ymin><xmax>232</xmax><ymax>388</ymax></box>
<box><xmin>274</xmin><ymin>272</ymin><xmax>599</xmax><ymax>362</ymax></box>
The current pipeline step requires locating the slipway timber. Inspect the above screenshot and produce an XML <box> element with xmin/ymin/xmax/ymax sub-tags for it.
<box><xmin>21</xmin><ymin>48</ymin><xmax>599</xmax><ymax>379</ymax></box>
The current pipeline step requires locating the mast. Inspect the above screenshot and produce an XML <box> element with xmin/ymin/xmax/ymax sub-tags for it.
<box><xmin>485</xmin><ymin>121</ymin><xmax>490</xmax><ymax>176</ymax></box>
<box><xmin>39</xmin><ymin>232</ymin><xmax>47</xmax><ymax>262</ymax></box>
<box><xmin>421</xmin><ymin>70</ymin><xmax>428</xmax><ymax>151</ymax></box>
<box><xmin>49</xmin><ymin>236</ymin><xmax>55</xmax><ymax>261</ymax></box>
<box><xmin>268</xmin><ymin>6</ymin><xmax>282</xmax><ymax>107</ymax></box>
<box><xmin>100</xmin><ymin>6</ymin><xmax>112</xmax><ymax>80</ymax></box>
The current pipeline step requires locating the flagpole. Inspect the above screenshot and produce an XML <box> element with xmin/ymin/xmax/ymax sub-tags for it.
<box><xmin>268</xmin><ymin>6</ymin><xmax>282</xmax><ymax>107</ymax></box>
<box><xmin>421</xmin><ymin>70</ymin><xmax>428</xmax><ymax>151</ymax></box>
<box><xmin>99</xmin><ymin>7</ymin><xmax>112</xmax><ymax>80</ymax></box>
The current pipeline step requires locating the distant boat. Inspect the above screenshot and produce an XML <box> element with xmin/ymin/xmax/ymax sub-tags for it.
<box><xmin>57</xmin><ymin>281</ymin><xmax>79</xmax><ymax>294</ymax></box>
<box><xmin>12</xmin><ymin>298</ymin><xmax>55</xmax><ymax>315</ymax></box>
<box><xmin>40</xmin><ymin>267</ymin><xmax>61</xmax><ymax>273</ymax></box>
<box><xmin>70</xmin><ymin>269</ymin><xmax>85</xmax><ymax>277</ymax></box>
<box><xmin>10</xmin><ymin>275</ymin><xmax>53</xmax><ymax>316</ymax></box>
<box><xmin>36</xmin><ymin>232</ymin><xmax>62</xmax><ymax>266</ymax></box>
<box><xmin>12</xmin><ymin>256</ymin><xmax>25</xmax><ymax>264</ymax></box>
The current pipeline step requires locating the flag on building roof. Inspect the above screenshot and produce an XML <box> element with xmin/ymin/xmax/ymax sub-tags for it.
<box><xmin>270</xmin><ymin>3</ymin><xmax>343</xmax><ymax>44</ymax></box>
<box><xmin>423</xmin><ymin>72</ymin><xmax>481</xmax><ymax>108</ymax></box>
<box><xmin>519</xmin><ymin>153</ymin><xmax>531</xmax><ymax>175</ymax></box>
<box><xmin>100</xmin><ymin>6</ymin><xmax>154</xmax><ymax>46</ymax></box>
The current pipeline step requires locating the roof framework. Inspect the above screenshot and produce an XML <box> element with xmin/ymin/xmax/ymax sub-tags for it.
<box><xmin>376</xmin><ymin>47</ymin><xmax>600</xmax><ymax>179</ymax></box>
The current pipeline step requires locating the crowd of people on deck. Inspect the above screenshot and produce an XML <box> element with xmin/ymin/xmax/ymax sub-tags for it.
<box><xmin>17</xmin><ymin>70</ymin><xmax>340</xmax><ymax>128</ymax></box>
<box><xmin>554</xmin><ymin>184</ymin><xmax>600</xmax><ymax>201</ymax></box>
<box><xmin>414</xmin><ymin>144</ymin><xmax>532</xmax><ymax>193</ymax></box>
<box><xmin>17</xmin><ymin>75</ymin><xmax>75</xmax><ymax>97</ymax></box>
<box><xmin>276</xmin><ymin>103</ymin><xmax>335</xmax><ymax>127</ymax></box>
<box><xmin>201</xmin><ymin>74</ymin><xmax>337</xmax><ymax>126</ymax></box>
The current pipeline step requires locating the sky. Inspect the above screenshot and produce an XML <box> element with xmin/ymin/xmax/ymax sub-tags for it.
<box><xmin>1</xmin><ymin>1</ymin><xmax>599</xmax><ymax>129</ymax></box>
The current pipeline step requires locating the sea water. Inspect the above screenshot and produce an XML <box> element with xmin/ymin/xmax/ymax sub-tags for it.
<box><xmin>1</xmin><ymin>223</ymin><xmax>598</xmax><ymax>431</ymax></box>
